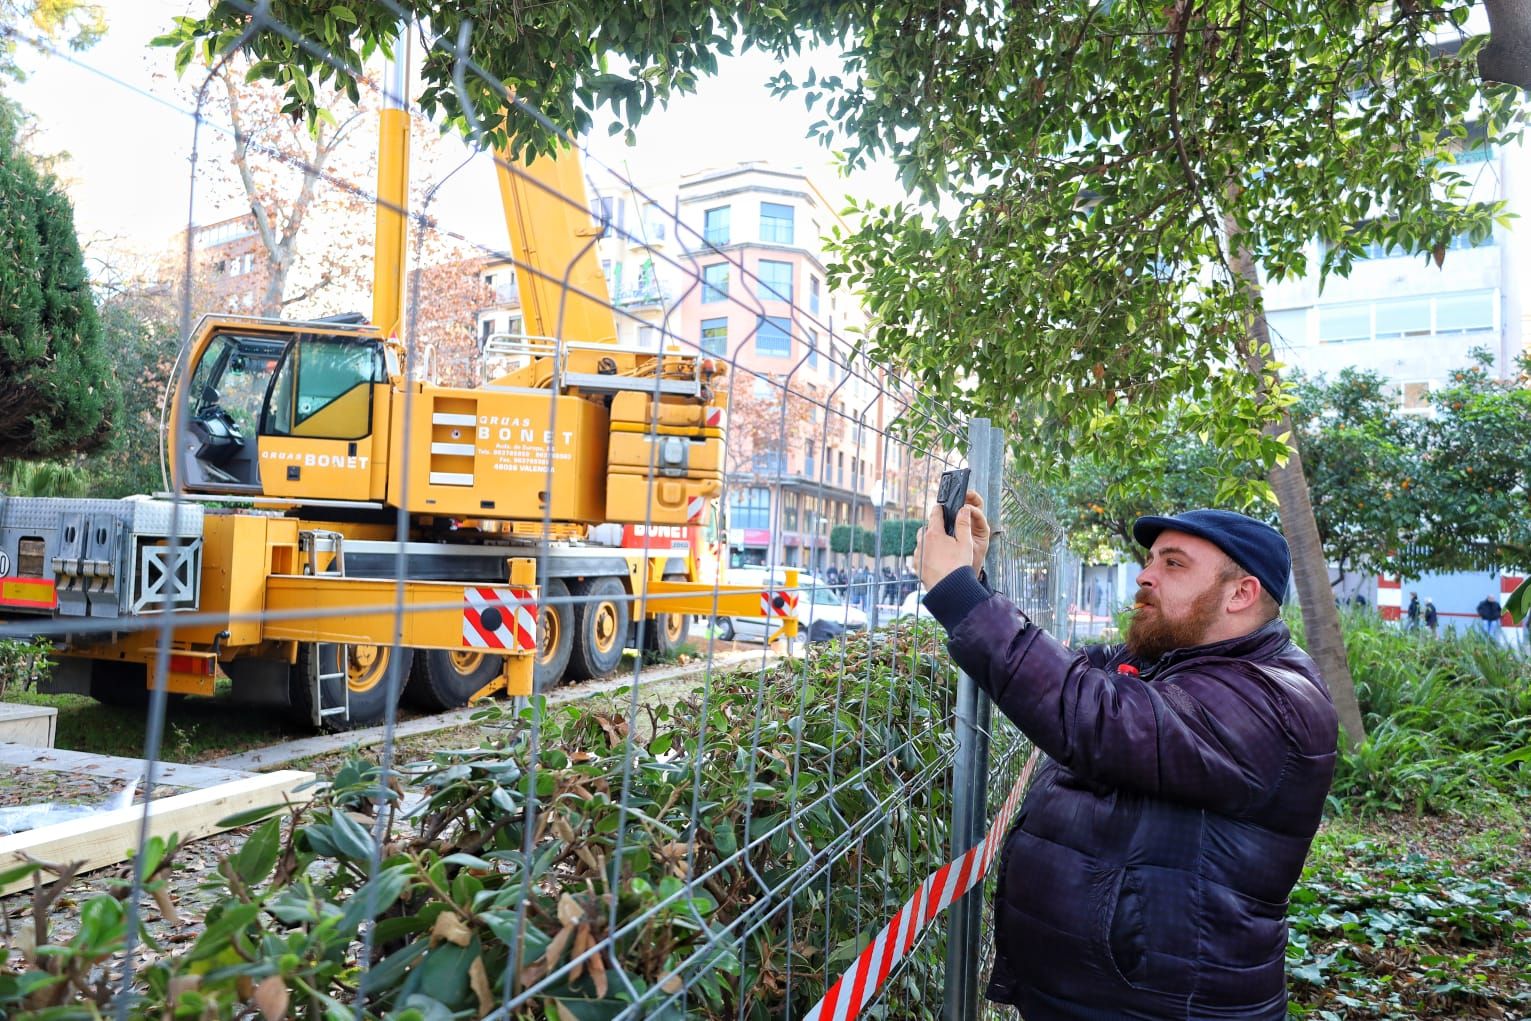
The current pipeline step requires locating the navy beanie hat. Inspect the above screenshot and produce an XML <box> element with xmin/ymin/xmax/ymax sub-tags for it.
<box><xmin>1131</xmin><ymin>509</ymin><xmax>1290</xmax><ymax>605</ymax></box>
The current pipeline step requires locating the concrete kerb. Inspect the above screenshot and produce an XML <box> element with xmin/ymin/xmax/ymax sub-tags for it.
<box><xmin>210</xmin><ymin>647</ymin><xmax>783</xmax><ymax>772</ymax></box>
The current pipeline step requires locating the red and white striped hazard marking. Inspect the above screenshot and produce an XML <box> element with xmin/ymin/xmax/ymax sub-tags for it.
<box><xmin>462</xmin><ymin>586</ymin><xmax>537</xmax><ymax>650</ymax></box>
<box><xmin>705</xmin><ymin>406</ymin><xmax>724</xmax><ymax>428</ymax></box>
<box><xmin>804</xmin><ymin>748</ymin><xmax>1043</xmax><ymax>1021</ymax></box>
<box><xmin>760</xmin><ymin>589</ymin><xmax>798</xmax><ymax>618</ymax></box>
<box><xmin>687</xmin><ymin>496</ymin><xmax>707</xmax><ymax>523</ymax></box>
<box><xmin>1376</xmin><ymin>575</ymin><xmax>1402</xmax><ymax>622</ymax></box>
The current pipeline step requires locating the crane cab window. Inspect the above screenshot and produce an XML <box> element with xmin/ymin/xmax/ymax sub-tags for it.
<box><xmin>264</xmin><ymin>336</ymin><xmax>384</xmax><ymax>440</ymax></box>
<box><xmin>188</xmin><ymin>335</ymin><xmax>283</xmax><ymax>436</ymax></box>
<box><xmin>181</xmin><ymin>333</ymin><xmax>285</xmax><ymax>489</ymax></box>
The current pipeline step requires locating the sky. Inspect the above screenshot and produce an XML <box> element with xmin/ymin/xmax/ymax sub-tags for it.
<box><xmin>8</xmin><ymin>1</ymin><xmax>902</xmax><ymax>265</ymax></box>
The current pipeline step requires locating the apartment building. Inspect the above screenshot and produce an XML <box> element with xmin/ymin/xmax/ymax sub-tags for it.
<box><xmin>672</xmin><ymin>163</ymin><xmax>918</xmax><ymax>571</ymax></box>
<box><xmin>1262</xmin><ymin>123</ymin><xmax>1529</xmax><ymax>407</ymax></box>
<box><xmin>1261</xmin><ymin>130</ymin><xmax>1529</xmax><ymax>627</ymax></box>
<box><xmin>174</xmin><ymin>212</ymin><xmax>270</xmax><ymax>315</ymax></box>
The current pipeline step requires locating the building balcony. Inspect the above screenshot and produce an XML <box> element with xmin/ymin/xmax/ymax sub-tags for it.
<box><xmin>614</xmin><ymin>285</ymin><xmax>669</xmax><ymax>310</ymax></box>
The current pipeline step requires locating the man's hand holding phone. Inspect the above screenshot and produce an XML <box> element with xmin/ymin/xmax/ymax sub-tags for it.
<box><xmin>915</xmin><ymin>469</ymin><xmax>993</xmax><ymax>590</ymax></box>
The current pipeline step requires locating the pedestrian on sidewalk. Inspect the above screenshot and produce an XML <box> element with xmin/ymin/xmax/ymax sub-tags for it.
<box><xmin>1424</xmin><ymin>598</ymin><xmax>1439</xmax><ymax>637</ymax></box>
<box><xmin>1476</xmin><ymin>594</ymin><xmax>1504</xmax><ymax>643</ymax></box>
<box><xmin>1406</xmin><ymin>591</ymin><xmax>1420</xmax><ymax>630</ymax></box>
<box><xmin>914</xmin><ymin>500</ymin><xmax>1337</xmax><ymax>1021</ymax></box>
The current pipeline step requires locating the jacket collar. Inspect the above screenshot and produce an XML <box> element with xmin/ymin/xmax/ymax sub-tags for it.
<box><xmin>1134</xmin><ymin>618</ymin><xmax>1292</xmax><ymax>680</ymax></box>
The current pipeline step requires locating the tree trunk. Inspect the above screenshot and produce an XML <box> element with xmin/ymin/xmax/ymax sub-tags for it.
<box><xmin>1266</xmin><ymin>438</ymin><xmax>1367</xmax><ymax>746</ymax></box>
<box><xmin>1223</xmin><ymin>217</ymin><xmax>1367</xmax><ymax>747</ymax></box>
<box><xmin>1479</xmin><ymin>0</ymin><xmax>1531</xmax><ymax>88</ymax></box>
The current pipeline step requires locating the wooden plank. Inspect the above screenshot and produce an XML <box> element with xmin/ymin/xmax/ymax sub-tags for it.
<box><xmin>0</xmin><ymin>745</ymin><xmax>252</xmax><ymax>789</ymax></box>
<box><xmin>0</xmin><ymin>703</ymin><xmax>57</xmax><ymax>748</ymax></box>
<box><xmin>0</xmin><ymin>769</ymin><xmax>314</xmax><ymax>895</ymax></box>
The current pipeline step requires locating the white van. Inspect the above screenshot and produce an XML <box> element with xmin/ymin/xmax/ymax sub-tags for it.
<box><xmin>713</xmin><ymin>568</ymin><xmax>868</xmax><ymax>643</ymax></box>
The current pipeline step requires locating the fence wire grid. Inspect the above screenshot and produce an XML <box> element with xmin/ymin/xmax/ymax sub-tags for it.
<box><xmin>0</xmin><ymin>10</ymin><xmax>1075</xmax><ymax>1021</ymax></box>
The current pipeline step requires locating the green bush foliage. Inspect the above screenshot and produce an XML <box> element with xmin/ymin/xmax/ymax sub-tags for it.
<box><xmin>0</xmin><ymin>636</ymin><xmax>52</xmax><ymax>697</ymax></box>
<box><xmin>0</xmin><ymin>626</ymin><xmax>966</xmax><ymax>1019</ymax></box>
<box><xmin>1318</xmin><ymin>610</ymin><xmax>1531</xmax><ymax>816</ymax></box>
<box><xmin>0</xmin><ymin>100</ymin><xmax>115</xmax><ymax>462</ymax></box>
<box><xmin>1287</xmin><ymin>833</ymin><xmax>1531</xmax><ymax>1018</ymax></box>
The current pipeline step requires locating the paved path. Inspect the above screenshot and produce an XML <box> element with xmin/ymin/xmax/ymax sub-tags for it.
<box><xmin>0</xmin><ymin>744</ymin><xmax>253</xmax><ymax>788</ymax></box>
<box><xmin>209</xmin><ymin>648</ymin><xmax>782</xmax><ymax>772</ymax></box>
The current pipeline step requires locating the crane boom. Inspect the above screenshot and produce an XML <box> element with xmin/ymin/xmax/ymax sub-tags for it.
<box><xmin>371</xmin><ymin>33</ymin><xmax>411</xmax><ymax>340</ymax></box>
<box><xmin>493</xmin><ymin>144</ymin><xmax>617</xmax><ymax>345</ymax></box>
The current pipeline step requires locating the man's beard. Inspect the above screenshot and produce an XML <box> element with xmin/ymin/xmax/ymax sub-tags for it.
<box><xmin>1125</xmin><ymin>584</ymin><xmax>1225</xmax><ymax>661</ymax></box>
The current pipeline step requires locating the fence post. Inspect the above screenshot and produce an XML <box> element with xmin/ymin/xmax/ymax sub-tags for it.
<box><xmin>1055</xmin><ymin>540</ymin><xmax>1074</xmax><ymax>643</ymax></box>
<box><xmin>944</xmin><ymin>418</ymin><xmax>999</xmax><ymax>1021</ymax></box>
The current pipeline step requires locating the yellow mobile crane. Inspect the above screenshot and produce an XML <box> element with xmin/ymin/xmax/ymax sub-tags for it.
<box><xmin>0</xmin><ymin>52</ymin><xmax>793</xmax><ymax>729</ymax></box>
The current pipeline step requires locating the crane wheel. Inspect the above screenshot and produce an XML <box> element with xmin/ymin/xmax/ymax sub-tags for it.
<box><xmin>534</xmin><ymin>577</ymin><xmax>575</xmax><ymax>690</ymax></box>
<box><xmin>643</xmin><ymin>574</ymin><xmax>692</xmax><ymax>660</ymax></box>
<box><xmin>566</xmin><ymin>576</ymin><xmax>630</xmax><ymax>681</ymax></box>
<box><xmin>290</xmin><ymin>642</ymin><xmax>412</xmax><ymax>732</ymax></box>
<box><xmin>405</xmin><ymin>649</ymin><xmax>503</xmax><ymax>711</ymax></box>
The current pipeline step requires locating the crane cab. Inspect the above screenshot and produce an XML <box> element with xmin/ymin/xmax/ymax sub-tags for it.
<box><xmin>169</xmin><ymin>316</ymin><xmax>395</xmax><ymax>503</ymax></box>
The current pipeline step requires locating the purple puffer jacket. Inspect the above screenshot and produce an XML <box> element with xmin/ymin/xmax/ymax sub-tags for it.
<box><xmin>925</xmin><ymin>570</ymin><xmax>1338</xmax><ymax>1020</ymax></box>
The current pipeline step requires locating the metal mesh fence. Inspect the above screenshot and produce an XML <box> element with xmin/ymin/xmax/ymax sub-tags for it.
<box><xmin>0</xmin><ymin>11</ymin><xmax>1066</xmax><ymax>1020</ymax></box>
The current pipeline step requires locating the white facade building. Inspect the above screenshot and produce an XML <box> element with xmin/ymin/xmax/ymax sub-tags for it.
<box><xmin>1261</xmin><ymin>129</ymin><xmax>1529</xmax><ymax>641</ymax></box>
<box><xmin>1262</xmin><ymin>141</ymin><xmax>1530</xmax><ymax>406</ymax></box>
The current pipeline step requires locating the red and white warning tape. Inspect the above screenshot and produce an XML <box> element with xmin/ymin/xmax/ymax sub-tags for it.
<box><xmin>803</xmin><ymin>747</ymin><xmax>1042</xmax><ymax>1021</ymax></box>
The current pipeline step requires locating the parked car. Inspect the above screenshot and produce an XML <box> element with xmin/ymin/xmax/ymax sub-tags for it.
<box><xmin>890</xmin><ymin>586</ymin><xmax>929</xmax><ymax>622</ymax></box>
<box><xmin>713</xmin><ymin>568</ymin><xmax>868</xmax><ymax>643</ymax></box>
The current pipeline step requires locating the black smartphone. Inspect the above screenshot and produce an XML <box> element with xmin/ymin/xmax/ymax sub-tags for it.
<box><xmin>937</xmin><ymin>468</ymin><xmax>970</xmax><ymax>537</ymax></box>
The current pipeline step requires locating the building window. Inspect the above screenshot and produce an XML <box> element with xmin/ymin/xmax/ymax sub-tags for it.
<box><xmin>594</xmin><ymin>195</ymin><xmax>626</xmax><ymax>239</ymax></box>
<box><xmin>1400</xmin><ymin>381</ymin><xmax>1433</xmax><ymax>411</ymax></box>
<box><xmin>809</xmin><ymin>275</ymin><xmax>821</xmax><ymax>315</ymax></box>
<box><xmin>700</xmin><ymin>317</ymin><xmax>728</xmax><ymax>356</ymax></box>
<box><xmin>761</xmin><ymin>202</ymin><xmax>794</xmax><ymax>244</ymax></box>
<box><xmin>1435</xmin><ymin>292</ymin><xmax>1495</xmax><ymax>334</ymax></box>
<box><xmin>753</xmin><ymin>450</ymin><xmax>786</xmax><ymax>474</ymax></box>
<box><xmin>1373</xmin><ymin>298</ymin><xmax>1432</xmax><ymax>340</ymax></box>
<box><xmin>1265</xmin><ymin>308</ymin><xmax>1307</xmax><ymax>346</ymax></box>
<box><xmin>644</xmin><ymin>203</ymin><xmax>667</xmax><ymax>241</ymax></box>
<box><xmin>1360</xmin><ymin>228</ymin><xmax>1491</xmax><ymax>261</ymax></box>
<box><xmin>807</xmin><ymin>329</ymin><xmax>818</xmax><ymax>369</ymax></box>
<box><xmin>757</xmin><ymin>260</ymin><xmax>793</xmax><ymax>303</ymax></box>
<box><xmin>702</xmin><ymin>263</ymin><xmax>729</xmax><ymax>303</ymax></box>
<box><xmin>805</xmin><ymin>443</ymin><xmax>816</xmax><ymax>479</ymax></box>
<box><xmin>1318</xmin><ymin>304</ymin><xmax>1371</xmax><ymax>344</ymax></box>
<box><xmin>756</xmin><ymin>315</ymin><xmax>792</xmax><ymax>357</ymax></box>
<box><xmin>484</xmin><ymin>268</ymin><xmax>518</xmax><ymax>302</ymax></box>
<box><xmin>638</xmin><ymin>325</ymin><xmax>658</xmax><ymax>349</ymax></box>
<box><xmin>633</xmin><ymin>260</ymin><xmax>659</xmax><ymax>301</ymax></box>
<box><xmin>704</xmin><ymin>206</ymin><xmax>730</xmax><ymax>246</ymax></box>
<box><xmin>480</xmin><ymin>317</ymin><xmax>497</xmax><ymax>341</ymax></box>
<box><xmin>729</xmin><ymin>486</ymin><xmax>772</xmax><ymax>530</ymax></box>
<box><xmin>1318</xmin><ymin>291</ymin><xmax>1495</xmax><ymax>344</ymax></box>
<box><xmin>837</xmin><ymin>451</ymin><xmax>845</xmax><ymax>487</ymax></box>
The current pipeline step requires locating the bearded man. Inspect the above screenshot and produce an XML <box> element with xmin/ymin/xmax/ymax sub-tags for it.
<box><xmin>913</xmin><ymin>502</ymin><xmax>1338</xmax><ymax>1021</ymax></box>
